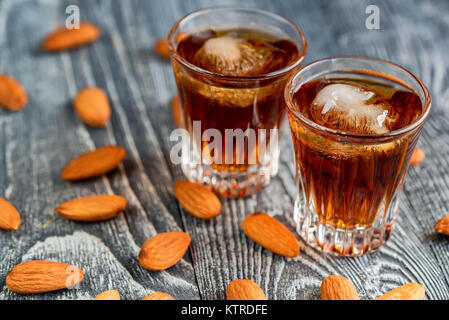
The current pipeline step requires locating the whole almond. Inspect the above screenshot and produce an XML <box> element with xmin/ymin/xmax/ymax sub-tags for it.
<box><xmin>6</xmin><ymin>260</ymin><xmax>83</xmax><ymax>294</ymax></box>
<box><xmin>321</xmin><ymin>275</ymin><xmax>360</xmax><ymax>300</ymax></box>
<box><xmin>410</xmin><ymin>147</ymin><xmax>425</xmax><ymax>166</ymax></box>
<box><xmin>242</xmin><ymin>212</ymin><xmax>299</xmax><ymax>257</ymax></box>
<box><xmin>172</xmin><ymin>94</ymin><xmax>182</xmax><ymax>128</ymax></box>
<box><xmin>0</xmin><ymin>74</ymin><xmax>28</xmax><ymax>111</ymax></box>
<box><xmin>174</xmin><ymin>180</ymin><xmax>221</xmax><ymax>219</ymax></box>
<box><xmin>138</xmin><ymin>231</ymin><xmax>191</xmax><ymax>271</ymax></box>
<box><xmin>0</xmin><ymin>198</ymin><xmax>21</xmax><ymax>231</ymax></box>
<box><xmin>94</xmin><ymin>289</ymin><xmax>120</xmax><ymax>300</ymax></box>
<box><xmin>55</xmin><ymin>195</ymin><xmax>127</xmax><ymax>222</ymax></box>
<box><xmin>227</xmin><ymin>279</ymin><xmax>267</xmax><ymax>300</ymax></box>
<box><xmin>61</xmin><ymin>145</ymin><xmax>126</xmax><ymax>181</ymax></box>
<box><xmin>376</xmin><ymin>282</ymin><xmax>425</xmax><ymax>300</ymax></box>
<box><xmin>435</xmin><ymin>215</ymin><xmax>449</xmax><ymax>235</ymax></box>
<box><xmin>143</xmin><ymin>292</ymin><xmax>175</xmax><ymax>300</ymax></box>
<box><xmin>154</xmin><ymin>38</ymin><xmax>169</xmax><ymax>59</ymax></box>
<box><xmin>74</xmin><ymin>87</ymin><xmax>111</xmax><ymax>127</ymax></box>
<box><xmin>42</xmin><ymin>22</ymin><xmax>100</xmax><ymax>52</ymax></box>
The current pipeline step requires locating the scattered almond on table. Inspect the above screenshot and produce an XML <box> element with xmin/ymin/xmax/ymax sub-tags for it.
<box><xmin>74</xmin><ymin>87</ymin><xmax>111</xmax><ymax>127</ymax></box>
<box><xmin>143</xmin><ymin>292</ymin><xmax>176</xmax><ymax>300</ymax></box>
<box><xmin>242</xmin><ymin>212</ymin><xmax>300</xmax><ymax>258</ymax></box>
<box><xmin>42</xmin><ymin>22</ymin><xmax>101</xmax><ymax>52</ymax></box>
<box><xmin>227</xmin><ymin>279</ymin><xmax>267</xmax><ymax>300</ymax></box>
<box><xmin>321</xmin><ymin>275</ymin><xmax>360</xmax><ymax>300</ymax></box>
<box><xmin>435</xmin><ymin>215</ymin><xmax>449</xmax><ymax>235</ymax></box>
<box><xmin>138</xmin><ymin>231</ymin><xmax>191</xmax><ymax>271</ymax></box>
<box><xmin>6</xmin><ymin>260</ymin><xmax>83</xmax><ymax>294</ymax></box>
<box><xmin>61</xmin><ymin>145</ymin><xmax>126</xmax><ymax>181</ymax></box>
<box><xmin>174</xmin><ymin>180</ymin><xmax>221</xmax><ymax>220</ymax></box>
<box><xmin>375</xmin><ymin>282</ymin><xmax>425</xmax><ymax>300</ymax></box>
<box><xmin>0</xmin><ymin>74</ymin><xmax>28</xmax><ymax>111</ymax></box>
<box><xmin>154</xmin><ymin>38</ymin><xmax>170</xmax><ymax>59</ymax></box>
<box><xmin>410</xmin><ymin>147</ymin><xmax>425</xmax><ymax>166</ymax></box>
<box><xmin>55</xmin><ymin>194</ymin><xmax>127</xmax><ymax>222</ymax></box>
<box><xmin>94</xmin><ymin>289</ymin><xmax>121</xmax><ymax>300</ymax></box>
<box><xmin>0</xmin><ymin>198</ymin><xmax>21</xmax><ymax>231</ymax></box>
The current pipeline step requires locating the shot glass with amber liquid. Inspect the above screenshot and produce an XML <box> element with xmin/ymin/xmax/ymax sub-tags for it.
<box><xmin>285</xmin><ymin>57</ymin><xmax>431</xmax><ymax>256</ymax></box>
<box><xmin>168</xmin><ymin>7</ymin><xmax>307</xmax><ymax>197</ymax></box>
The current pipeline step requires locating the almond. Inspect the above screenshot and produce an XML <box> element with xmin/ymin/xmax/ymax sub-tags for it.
<box><xmin>172</xmin><ymin>94</ymin><xmax>182</xmax><ymax>128</ymax></box>
<box><xmin>0</xmin><ymin>198</ymin><xmax>21</xmax><ymax>230</ymax></box>
<box><xmin>227</xmin><ymin>279</ymin><xmax>267</xmax><ymax>300</ymax></box>
<box><xmin>410</xmin><ymin>147</ymin><xmax>425</xmax><ymax>166</ymax></box>
<box><xmin>242</xmin><ymin>212</ymin><xmax>299</xmax><ymax>257</ymax></box>
<box><xmin>154</xmin><ymin>38</ymin><xmax>169</xmax><ymax>59</ymax></box>
<box><xmin>376</xmin><ymin>282</ymin><xmax>425</xmax><ymax>300</ymax></box>
<box><xmin>143</xmin><ymin>292</ymin><xmax>176</xmax><ymax>300</ymax></box>
<box><xmin>321</xmin><ymin>275</ymin><xmax>360</xmax><ymax>300</ymax></box>
<box><xmin>74</xmin><ymin>87</ymin><xmax>111</xmax><ymax>127</ymax></box>
<box><xmin>55</xmin><ymin>195</ymin><xmax>127</xmax><ymax>222</ymax></box>
<box><xmin>42</xmin><ymin>22</ymin><xmax>100</xmax><ymax>52</ymax></box>
<box><xmin>435</xmin><ymin>215</ymin><xmax>449</xmax><ymax>235</ymax></box>
<box><xmin>0</xmin><ymin>74</ymin><xmax>28</xmax><ymax>111</ymax></box>
<box><xmin>94</xmin><ymin>289</ymin><xmax>120</xmax><ymax>300</ymax></box>
<box><xmin>6</xmin><ymin>260</ymin><xmax>83</xmax><ymax>294</ymax></box>
<box><xmin>138</xmin><ymin>231</ymin><xmax>191</xmax><ymax>271</ymax></box>
<box><xmin>61</xmin><ymin>145</ymin><xmax>126</xmax><ymax>181</ymax></box>
<box><xmin>174</xmin><ymin>180</ymin><xmax>221</xmax><ymax>219</ymax></box>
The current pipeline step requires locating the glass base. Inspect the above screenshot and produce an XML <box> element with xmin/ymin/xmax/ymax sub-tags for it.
<box><xmin>293</xmin><ymin>198</ymin><xmax>395</xmax><ymax>256</ymax></box>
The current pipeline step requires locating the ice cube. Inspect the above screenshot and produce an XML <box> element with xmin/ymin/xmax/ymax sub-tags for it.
<box><xmin>192</xmin><ymin>36</ymin><xmax>275</xmax><ymax>76</ymax></box>
<box><xmin>310</xmin><ymin>83</ymin><xmax>394</xmax><ymax>134</ymax></box>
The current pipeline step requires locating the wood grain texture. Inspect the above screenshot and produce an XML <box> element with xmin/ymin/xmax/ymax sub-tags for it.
<box><xmin>0</xmin><ymin>0</ymin><xmax>448</xmax><ymax>300</ymax></box>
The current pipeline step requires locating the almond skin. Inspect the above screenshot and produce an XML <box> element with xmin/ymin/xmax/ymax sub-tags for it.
<box><xmin>227</xmin><ymin>279</ymin><xmax>267</xmax><ymax>300</ymax></box>
<box><xmin>42</xmin><ymin>22</ymin><xmax>100</xmax><ymax>52</ymax></box>
<box><xmin>174</xmin><ymin>181</ymin><xmax>221</xmax><ymax>219</ymax></box>
<box><xmin>410</xmin><ymin>148</ymin><xmax>425</xmax><ymax>166</ymax></box>
<box><xmin>143</xmin><ymin>292</ymin><xmax>176</xmax><ymax>300</ymax></box>
<box><xmin>74</xmin><ymin>87</ymin><xmax>111</xmax><ymax>127</ymax></box>
<box><xmin>321</xmin><ymin>275</ymin><xmax>360</xmax><ymax>300</ymax></box>
<box><xmin>61</xmin><ymin>145</ymin><xmax>126</xmax><ymax>181</ymax></box>
<box><xmin>435</xmin><ymin>215</ymin><xmax>449</xmax><ymax>235</ymax></box>
<box><xmin>55</xmin><ymin>195</ymin><xmax>127</xmax><ymax>222</ymax></box>
<box><xmin>376</xmin><ymin>282</ymin><xmax>425</xmax><ymax>300</ymax></box>
<box><xmin>154</xmin><ymin>38</ymin><xmax>169</xmax><ymax>59</ymax></box>
<box><xmin>0</xmin><ymin>74</ymin><xmax>28</xmax><ymax>111</ymax></box>
<box><xmin>6</xmin><ymin>260</ymin><xmax>83</xmax><ymax>294</ymax></box>
<box><xmin>0</xmin><ymin>198</ymin><xmax>21</xmax><ymax>230</ymax></box>
<box><xmin>94</xmin><ymin>289</ymin><xmax>120</xmax><ymax>300</ymax></box>
<box><xmin>242</xmin><ymin>212</ymin><xmax>299</xmax><ymax>257</ymax></box>
<box><xmin>172</xmin><ymin>94</ymin><xmax>182</xmax><ymax>128</ymax></box>
<box><xmin>138</xmin><ymin>231</ymin><xmax>191</xmax><ymax>271</ymax></box>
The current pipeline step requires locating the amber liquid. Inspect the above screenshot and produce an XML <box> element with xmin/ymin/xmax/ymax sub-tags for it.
<box><xmin>175</xmin><ymin>28</ymin><xmax>299</xmax><ymax>170</ymax></box>
<box><xmin>290</xmin><ymin>76</ymin><xmax>423</xmax><ymax>228</ymax></box>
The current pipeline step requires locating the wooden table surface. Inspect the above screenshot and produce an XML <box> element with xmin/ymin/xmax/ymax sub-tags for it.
<box><xmin>0</xmin><ymin>0</ymin><xmax>448</xmax><ymax>300</ymax></box>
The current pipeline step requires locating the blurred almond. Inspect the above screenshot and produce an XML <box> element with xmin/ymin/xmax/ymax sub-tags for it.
<box><xmin>143</xmin><ymin>292</ymin><xmax>175</xmax><ymax>300</ymax></box>
<box><xmin>174</xmin><ymin>180</ymin><xmax>221</xmax><ymax>219</ymax></box>
<box><xmin>376</xmin><ymin>282</ymin><xmax>425</xmax><ymax>300</ymax></box>
<box><xmin>6</xmin><ymin>260</ymin><xmax>83</xmax><ymax>294</ymax></box>
<box><xmin>410</xmin><ymin>147</ymin><xmax>425</xmax><ymax>166</ymax></box>
<box><xmin>172</xmin><ymin>94</ymin><xmax>182</xmax><ymax>128</ymax></box>
<box><xmin>0</xmin><ymin>198</ymin><xmax>21</xmax><ymax>231</ymax></box>
<box><xmin>138</xmin><ymin>231</ymin><xmax>191</xmax><ymax>271</ymax></box>
<box><xmin>55</xmin><ymin>195</ymin><xmax>127</xmax><ymax>222</ymax></box>
<box><xmin>321</xmin><ymin>275</ymin><xmax>360</xmax><ymax>300</ymax></box>
<box><xmin>227</xmin><ymin>279</ymin><xmax>267</xmax><ymax>300</ymax></box>
<box><xmin>94</xmin><ymin>289</ymin><xmax>120</xmax><ymax>300</ymax></box>
<box><xmin>74</xmin><ymin>87</ymin><xmax>111</xmax><ymax>127</ymax></box>
<box><xmin>154</xmin><ymin>38</ymin><xmax>169</xmax><ymax>59</ymax></box>
<box><xmin>0</xmin><ymin>74</ymin><xmax>28</xmax><ymax>111</ymax></box>
<box><xmin>242</xmin><ymin>212</ymin><xmax>299</xmax><ymax>257</ymax></box>
<box><xmin>61</xmin><ymin>145</ymin><xmax>126</xmax><ymax>181</ymax></box>
<box><xmin>42</xmin><ymin>22</ymin><xmax>100</xmax><ymax>52</ymax></box>
<box><xmin>435</xmin><ymin>215</ymin><xmax>449</xmax><ymax>235</ymax></box>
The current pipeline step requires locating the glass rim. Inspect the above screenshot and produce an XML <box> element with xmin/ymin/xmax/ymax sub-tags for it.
<box><xmin>284</xmin><ymin>56</ymin><xmax>432</xmax><ymax>140</ymax></box>
<box><xmin>167</xmin><ymin>6</ymin><xmax>308</xmax><ymax>82</ymax></box>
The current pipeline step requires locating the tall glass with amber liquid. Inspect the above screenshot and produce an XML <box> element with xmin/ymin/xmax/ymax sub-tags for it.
<box><xmin>285</xmin><ymin>57</ymin><xmax>431</xmax><ymax>256</ymax></box>
<box><xmin>168</xmin><ymin>7</ymin><xmax>307</xmax><ymax>197</ymax></box>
